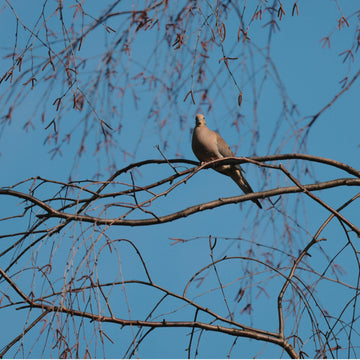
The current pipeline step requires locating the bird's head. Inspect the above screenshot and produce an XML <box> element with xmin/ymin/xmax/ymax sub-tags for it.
<box><xmin>195</xmin><ymin>114</ymin><xmax>206</xmax><ymax>127</ymax></box>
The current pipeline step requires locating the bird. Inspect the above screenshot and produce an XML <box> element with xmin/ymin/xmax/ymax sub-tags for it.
<box><xmin>191</xmin><ymin>113</ymin><xmax>262</xmax><ymax>209</ymax></box>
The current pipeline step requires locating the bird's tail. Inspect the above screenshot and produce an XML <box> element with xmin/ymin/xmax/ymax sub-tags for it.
<box><xmin>230</xmin><ymin>169</ymin><xmax>262</xmax><ymax>209</ymax></box>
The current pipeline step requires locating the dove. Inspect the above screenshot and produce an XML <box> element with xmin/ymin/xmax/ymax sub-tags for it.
<box><xmin>192</xmin><ymin>114</ymin><xmax>262</xmax><ymax>209</ymax></box>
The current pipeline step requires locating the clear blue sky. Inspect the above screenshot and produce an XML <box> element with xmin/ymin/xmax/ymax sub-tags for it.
<box><xmin>1</xmin><ymin>1</ymin><xmax>360</xmax><ymax>358</ymax></box>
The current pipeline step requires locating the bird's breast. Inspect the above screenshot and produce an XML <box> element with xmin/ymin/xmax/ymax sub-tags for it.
<box><xmin>192</xmin><ymin>128</ymin><xmax>220</xmax><ymax>162</ymax></box>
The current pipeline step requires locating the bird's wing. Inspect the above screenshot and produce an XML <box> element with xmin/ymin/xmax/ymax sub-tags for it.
<box><xmin>215</xmin><ymin>132</ymin><xmax>234</xmax><ymax>157</ymax></box>
<box><xmin>215</xmin><ymin>132</ymin><xmax>246</xmax><ymax>173</ymax></box>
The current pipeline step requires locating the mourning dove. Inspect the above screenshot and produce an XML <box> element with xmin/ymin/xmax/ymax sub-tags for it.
<box><xmin>192</xmin><ymin>114</ymin><xmax>262</xmax><ymax>209</ymax></box>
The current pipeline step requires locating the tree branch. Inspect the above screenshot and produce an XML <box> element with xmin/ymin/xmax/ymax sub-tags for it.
<box><xmin>30</xmin><ymin>178</ymin><xmax>360</xmax><ymax>228</ymax></box>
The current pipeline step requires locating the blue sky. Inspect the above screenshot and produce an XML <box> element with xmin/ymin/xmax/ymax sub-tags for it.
<box><xmin>1</xmin><ymin>1</ymin><xmax>360</xmax><ymax>358</ymax></box>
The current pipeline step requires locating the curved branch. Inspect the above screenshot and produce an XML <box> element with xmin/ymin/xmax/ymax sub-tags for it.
<box><xmin>57</xmin><ymin>153</ymin><xmax>360</xmax><ymax>214</ymax></box>
<box><xmin>112</xmin><ymin>153</ymin><xmax>360</xmax><ymax>178</ymax></box>
<box><xmin>21</xmin><ymin>301</ymin><xmax>299</xmax><ymax>358</ymax></box>
<box><xmin>32</xmin><ymin>178</ymin><xmax>360</xmax><ymax>230</ymax></box>
<box><xmin>0</xmin><ymin>264</ymin><xmax>298</xmax><ymax>358</ymax></box>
